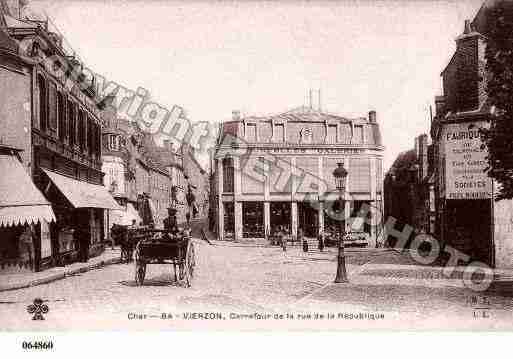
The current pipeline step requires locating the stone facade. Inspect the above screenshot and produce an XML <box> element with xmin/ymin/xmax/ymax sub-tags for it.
<box><xmin>211</xmin><ymin>107</ymin><xmax>384</xmax><ymax>246</ymax></box>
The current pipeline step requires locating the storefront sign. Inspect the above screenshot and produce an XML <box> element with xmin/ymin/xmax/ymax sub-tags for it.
<box><xmin>249</xmin><ymin>147</ymin><xmax>366</xmax><ymax>155</ymax></box>
<box><xmin>443</xmin><ymin>121</ymin><xmax>492</xmax><ymax>200</ymax></box>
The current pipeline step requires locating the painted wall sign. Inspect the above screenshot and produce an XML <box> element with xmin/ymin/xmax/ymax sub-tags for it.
<box><xmin>267</xmin><ymin>147</ymin><xmax>366</xmax><ymax>154</ymax></box>
<box><xmin>443</xmin><ymin>121</ymin><xmax>491</xmax><ymax>200</ymax></box>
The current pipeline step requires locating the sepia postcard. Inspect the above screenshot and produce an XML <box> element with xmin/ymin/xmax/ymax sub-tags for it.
<box><xmin>2</xmin><ymin>0</ymin><xmax>513</xmax><ymax>345</ymax></box>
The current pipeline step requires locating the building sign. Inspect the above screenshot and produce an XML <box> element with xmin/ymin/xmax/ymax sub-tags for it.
<box><xmin>262</xmin><ymin>148</ymin><xmax>365</xmax><ymax>154</ymax></box>
<box><xmin>443</xmin><ymin>121</ymin><xmax>491</xmax><ymax>200</ymax></box>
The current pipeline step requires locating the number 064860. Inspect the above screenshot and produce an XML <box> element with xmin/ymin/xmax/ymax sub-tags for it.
<box><xmin>22</xmin><ymin>341</ymin><xmax>54</xmax><ymax>350</ymax></box>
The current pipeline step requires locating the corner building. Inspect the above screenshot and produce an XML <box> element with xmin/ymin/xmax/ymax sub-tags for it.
<box><xmin>212</xmin><ymin>107</ymin><xmax>384</xmax><ymax>246</ymax></box>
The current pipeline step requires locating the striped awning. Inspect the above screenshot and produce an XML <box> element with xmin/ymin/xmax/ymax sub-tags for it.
<box><xmin>42</xmin><ymin>169</ymin><xmax>121</xmax><ymax>210</ymax></box>
<box><xmin>0</xmin><ymin>153</ymin><xmax>55</xmax><ymax>227</ymax></box>
<box><xmin>110</xmin><ymin>203</ymin><xmax>142</xmax><ymax>226</ymax></box>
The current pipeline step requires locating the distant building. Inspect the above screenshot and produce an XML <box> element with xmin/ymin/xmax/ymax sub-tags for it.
<box><xmin>211</xmin><ymin>106</ymin><xmax>384</xmax><ymax>246</ymax></box>
<box><xmin>103</xmin><ymin>121</ymin><xmax>188</xmax><ymax>229</ymax></box>
<box><xmin>181</xmin><ymin>143</ymin><xmax>209</xmax><ymax>220</ymax></box>
<box><xmin>384</xmin><ymin>134</ymin><xmax>435</xmax><ymax>242</ymax></box>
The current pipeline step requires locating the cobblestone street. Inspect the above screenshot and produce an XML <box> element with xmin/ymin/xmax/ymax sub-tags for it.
<box><xmin>2</xmin><ymin>239</ymin><xmax>513</xmax><ymax>330</ymax></box>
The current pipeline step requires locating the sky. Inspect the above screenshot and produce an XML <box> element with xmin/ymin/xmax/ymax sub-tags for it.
<box><xmin>27</xmin><ymin>0</ymin><xmax>484</xmax><ymax>170</ymax></box>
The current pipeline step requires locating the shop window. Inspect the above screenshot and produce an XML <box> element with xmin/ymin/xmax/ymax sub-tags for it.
<box><xmin>37</xmin><ymin>75</ymin><xmax>47</xmax><ymax>132</ymax></box>
<box><xmin>242</xmin><ymin>202</ymin><xmax>264</xmax><ymax>238</ymax></box>
<box><xmin>350</xmin><ymin>201</ymin><xmax>371</xmax><ymax>234</ymax></box>
<box><xmin>223</xmin><ymin>202</ymin><xmax>234</xmax><ymax>236</ymax></box>
<box><xmin>57</xmin><ymin>92</ymin><xmax>66</xmax><ymax>142</ymax></box>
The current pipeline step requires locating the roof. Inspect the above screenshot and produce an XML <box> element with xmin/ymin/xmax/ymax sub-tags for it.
<box><xmin>218</xmin><ymin>106</ymin><xmax>381</xmax><ymax>146</ymax></box>
<box><xmin>238</xmin><ymin>107</ymin><xmax>354</xmax><ymax>124</ymax></box>
<box><xmin>0</xmin><ymin>27</ymin><xmax>17</xmax><ymax>53</ymax></box>
<box><xmin>0</xmin><ymin>152</ymin><xmax>55</xmax><ymax>227</ymax></box>
<box><xmin>3</xmin><ymin>14</ymin><xmax>37</xmax><ymax>29</ymax></box>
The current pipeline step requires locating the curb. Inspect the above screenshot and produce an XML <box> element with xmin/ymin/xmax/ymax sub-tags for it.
<box><xmin>0</xmin><ymin>256</ymin><xmax>122</xmax><ymax>293</ymax></box>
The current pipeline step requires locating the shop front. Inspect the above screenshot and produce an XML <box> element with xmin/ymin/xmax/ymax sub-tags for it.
<box><xmin>39</xmin><ymin>168</ymin><xmax>121</xmax><ymax>267</ymax></box>
<box><xmin>270</xmin><ymin>202</ymin><xmax>291</xmax><ymax>234</ymax></box>
<box><xmin>0</xmin><ymin>145</ymin><xmax>55</xmax><ymax>273</ymax></box>
<box><xmin>242</xmin><ymin>202</ymin><xmax>264</xmax><ymax>238</ymax></box>
<box><xmin>223</xmin><ymin>202</ymin><xmax>234</xmax><ymax>238</ymax></box>
<box><xmin>298</xmin><ymin>201</ymin><xmax>318</xmax><ymax>238</ymax></box>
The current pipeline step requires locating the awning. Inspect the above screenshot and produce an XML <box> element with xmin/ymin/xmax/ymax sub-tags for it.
<box><xmin>110</xmin><ymin>203</ymin><xmax>142</xmax><ymax>226</ymax></box>
<box><xmin>42</xmin><ymin>169</ymin><xmax>122</xmax><ymax>210</ymax></box>
<box><xmin>0</xmin><ymin>153</ymin><xmax>55</xmax><ymax>227</ymax></box>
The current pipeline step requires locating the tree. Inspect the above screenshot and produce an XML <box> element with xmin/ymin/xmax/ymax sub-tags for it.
<box><xmin>482</xmin><ymin>1</ymin><xmax>513</xmax><ymax>200</ymax></box>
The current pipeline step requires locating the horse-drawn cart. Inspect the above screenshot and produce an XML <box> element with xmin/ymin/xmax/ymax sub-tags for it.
<box><xmin>133</xmin><ymin>229</ymin><xmax>196</xmax><ymax>287</ymax></box>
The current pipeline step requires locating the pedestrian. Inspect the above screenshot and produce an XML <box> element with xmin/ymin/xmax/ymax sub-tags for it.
<box><xmin>300</xmin><ymin>229</ymin><xmax>308</xmax><ymax>252</ymax></box>
<box><xmin>18</xmin><ymin>225</ymin><xmax>34</xmax><ymax>269</ymax></box>
<box><xmin>318</xmin><ymin>231</ymin><xmax>325</xmax><ymax>252</ymax></box>
<box><xmin>279</xmin><ymin>226</ymin><xmax>286</xmax><ymax>252</ymax></box>
<box><xmin>74</xmin><ymin>220</ymin><xmax>90</xmax><ymax>263</ymax></box>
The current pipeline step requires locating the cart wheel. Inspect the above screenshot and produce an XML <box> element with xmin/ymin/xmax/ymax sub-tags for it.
<box><xmin>183</xmin><ymin>240</ymin><xmax>195</xmax><ymax>287</ymax></box>
<box><xmin>135</xmin><ymin>261</ymin><xmax>146</xmax><ymax>286</ymax></box>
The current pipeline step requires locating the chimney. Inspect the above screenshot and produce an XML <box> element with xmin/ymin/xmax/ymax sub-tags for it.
<box><xmin>464</xmin><ymin>19</ymin><xmax>472</xmax><ymax>34</ymax></box>
<box><xmin>435</xmin><ymin>96</ymin><xmax>445</xmax><ymax>117</ymax></box>
<box><xmin>232</xmin><ymin>110</ymin><xmax>240</xmax><ymax>121</ymax></box>
<box><xmin>368</xmin><ymin>110</ymin><xmax>376</xmax><ymax>123</ymax></box>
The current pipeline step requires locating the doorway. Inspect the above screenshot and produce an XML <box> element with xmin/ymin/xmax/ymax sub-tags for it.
<box><xmin>445</xmin><ymin>199</ymin><xmax>493</xmax><ymax>266</ymax></box>
<box><xmin>298</xmin><ymin>202</ymin><xmax>318</xmax><ymax>237</ymax></box>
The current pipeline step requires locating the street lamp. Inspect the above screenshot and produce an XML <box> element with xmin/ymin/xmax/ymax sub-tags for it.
<box><xmin>333</xmin><ymin>162</ymin><xmax>348</xmax><ymax>283</ymax></box>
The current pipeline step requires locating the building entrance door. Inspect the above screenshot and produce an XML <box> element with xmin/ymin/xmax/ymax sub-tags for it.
<box><xmin>298</xmin><ymin>202</ymin><xmax>318</xmax><ymax>238</ymax></box>
<box><xmin>270</xmin><ymin>202</ymin><xmax>291</xmax><ymax>234</ymax></box>
<box><xmin>223</xmin><ymin>202</ymin><xmax>234</xmax><ymax>238</ymax></box>
<box><xmin>445</xmin><ymin>199</ymin><xmax>493</xmax><ymax>267</ymax></box>
<box><xmin>242</xmin><ymin>202</ymin><xmax>264</xmax><ymax>238</ymax></box>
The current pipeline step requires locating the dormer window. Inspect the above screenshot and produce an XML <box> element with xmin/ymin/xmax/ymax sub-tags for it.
<box><xmin>109</xmin><ymin>134</ymin><xmax>120</xmax><ymax>151</ymax></box>
<box><xmin>353</xmin><ymin>125</ymin><xmax>364</xmax><ymax>144</ymax></box>
<box><xmin>246</xmin><ymin>123</ymin><xmax>257</xmax><ymax>142</ymax></box>
<box><xmin>273</xmin><ymin>123</ymin><xmax>284</xmax><ymax>142</ymax></box>
<box><xmin>326</xmin><ymin>124</ymin><xmax>337</xmax><ymax>143</ymax></box>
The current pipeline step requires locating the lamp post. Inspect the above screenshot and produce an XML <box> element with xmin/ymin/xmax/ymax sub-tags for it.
<box><xmin>333</xmin><ymin>162</ymin><xmax>348</xmax><ymax>283</ymax></box>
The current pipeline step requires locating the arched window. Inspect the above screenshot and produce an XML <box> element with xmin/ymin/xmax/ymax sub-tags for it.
<box><xmin>58</xmin><ymin>92</ymin><xmax>66</xmax><ymax>142</ymax></box>
<box><xmin>37</xmin><ymin>75</ymin><xmax>47</xmax><ymax>131</ymax></box>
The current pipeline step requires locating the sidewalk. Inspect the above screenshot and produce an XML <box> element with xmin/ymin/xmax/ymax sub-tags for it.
<box><xmin>0</xmin><ymin>247</ymin><xmax>122</xmax><ymax>292</ymax></box>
